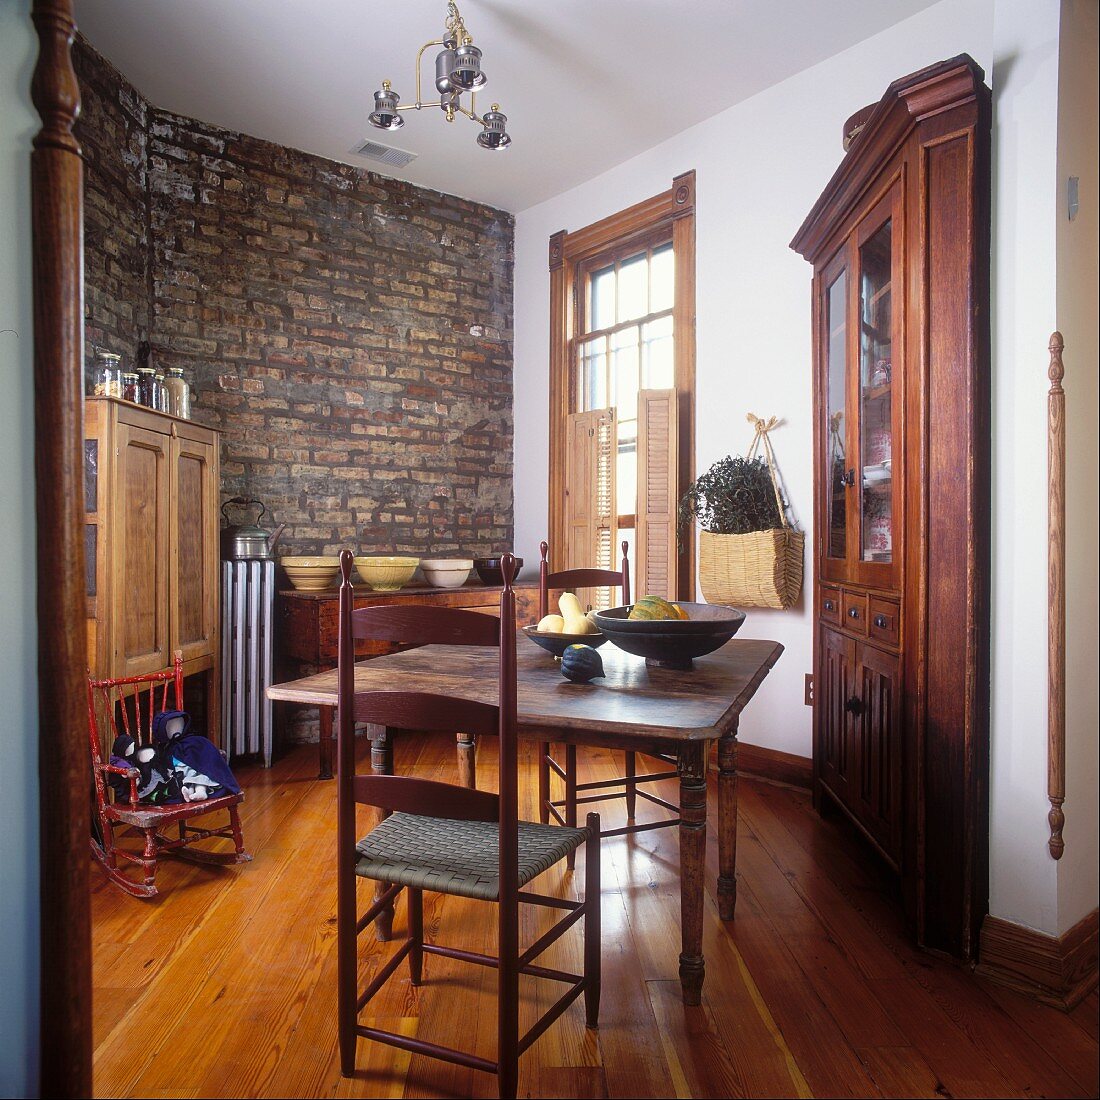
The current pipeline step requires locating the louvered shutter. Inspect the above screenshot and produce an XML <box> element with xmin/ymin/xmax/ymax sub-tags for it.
<box><xmin>636</xmin><ymin>389</ymin><xmax>679</xmax><ymax>600</ymax></box>
<box><xmin>564</xmin><ymin>407</ymin><xmax>617</xmax><ymax>609</ymax></box>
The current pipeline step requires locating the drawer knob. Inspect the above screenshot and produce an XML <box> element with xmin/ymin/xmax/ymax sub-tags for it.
<box><xmin>844</xmin><ymin>696</ymin><xmax>865</xmax><ymax>717</ymax></box>
<box><xmin>848</xmin><ymin>607</ymin><xmax>860</xmax><ymax>620</ymax></box>
<box><xmin>823</xmin><ymin>599</ymin><xmax>835</xmax><ymax>612</ymax></box>
<box><xmin>874</xmin><ymin>614</ymin><xmax>889</xmax><ymax>629</ymax></box>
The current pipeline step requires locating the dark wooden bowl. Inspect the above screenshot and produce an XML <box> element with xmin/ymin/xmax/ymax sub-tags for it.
<box><xmin>592</xmin><ymin>602</ymin><xmax>746</xmax><ymax>669</ymax></box>
<box><xmin>522</xmin><ymin>624</ymin><xmax>608</xmax><ymax>658</ymax></box>
<box><xmin>473</xmin><ymin>556</ymin><xmax>524</xmax><ymax>584</ymax></box>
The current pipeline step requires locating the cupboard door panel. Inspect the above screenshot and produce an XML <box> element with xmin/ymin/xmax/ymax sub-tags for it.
<box><xmin>852</xmin><ymin>642</ymin><xmax>902</xmax><ymax>862</ymax></box>
<box><xmin>817</xmin><ymin>626</ymin><xmax>854</xmax><ymax>802</ymax></box>
<box><xmin>112</xmin><ymin>422</ymin><xmax>170</xmax><ymax>677</ymax></box>
<box><xmin>171</xmin><ymin>435</ymin><xmax>218</xmax><ymax>665</ymax></box>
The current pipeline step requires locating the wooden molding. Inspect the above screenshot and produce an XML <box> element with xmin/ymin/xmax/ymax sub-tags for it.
<box><xmin>710</xmin><ymin>742</ymin><xmax>812</xmax><ymax>789</ymax></box>
<box><xmin>977</xmin><ymin>909</ymin><xmax>1098</xmax><ymax>1010</ymax></box>
<box><xmin>31</xmin><ymin>0</ymin><xmax>94</xmax><ymax>1095</ymax></box>
<box><xmin>1046</xmin><ymin>332</ymin><xmax>1066</xmax><ymax>859</ymax></box>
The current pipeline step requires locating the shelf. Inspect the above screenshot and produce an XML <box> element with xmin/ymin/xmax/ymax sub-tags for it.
<box><xmin>867</xmin><ymin>280</ymin><xmax>892</xmax><ymax>307</ymax></box>
<box><xmin>862</xmin><ymin>384</ymin><xmax>892</xmax><ymax>401</ymax></box>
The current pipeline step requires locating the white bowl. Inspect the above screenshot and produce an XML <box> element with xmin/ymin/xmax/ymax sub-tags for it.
<box><xmin>420</xmin><ymin>558</ymin><xmax>474</xmax><ymax>588</ymax></box>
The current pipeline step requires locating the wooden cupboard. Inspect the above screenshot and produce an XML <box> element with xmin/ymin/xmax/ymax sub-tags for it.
<box><xmin>84</xmin><ymin>397</ymin><xmax>221</xmax><ymax>732</ymax></box>
<box><xmin>791</xmin><ymin>56</ymin><xmax>991</xmax><ymax>959</ymax></box>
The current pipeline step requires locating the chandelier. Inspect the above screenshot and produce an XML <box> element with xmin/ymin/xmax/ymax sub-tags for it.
<box><xmin>368</xmin><ymin>1</ymin><xmax>511</xmax><ymax>151</ymax></box>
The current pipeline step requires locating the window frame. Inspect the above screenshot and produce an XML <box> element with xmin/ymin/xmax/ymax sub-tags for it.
<box><xmin>548</xmin><ymin>171</ymin><xmax>696</xmax><ymax>599</ymax></box>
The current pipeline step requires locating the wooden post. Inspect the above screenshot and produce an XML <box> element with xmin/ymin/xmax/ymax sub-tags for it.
<box><xmin>1046</xmin><ymin>332</ymin><xmax>1066</xmax><ymax>860</ymax></box>
<box><xmin>30</xmin><ymin>0</ymin><xmax>92</xmax><ymax>1094</ymax></box>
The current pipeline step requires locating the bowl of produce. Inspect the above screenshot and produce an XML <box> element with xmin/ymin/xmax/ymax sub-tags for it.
<box><xmin>280</xmin><ymin>556</ymin><xmax>342</xmax><ymax>591</ymax></box>
<box><xmin>353</xmin><ymin>556</ymin><xmax>420</xmax><ymax>592</ymax></box>
<box><xmin>593</xmin><ymin>596</ymin><xmax>746</xmax><ymax>669</ymax></box>
<box><xmin>473</xmin><ymin>555</ymin><xmax>524</xmax><ymax>585</ymax></box>
<box><xmin>523</xmin><ymin>592</ymin><xmax>608</xmax><ymax>656</ymax></box>
<box><xmin>420</xmin><ymin>558</ymin><xmax>474</xmax><ymax>588</ymax></box>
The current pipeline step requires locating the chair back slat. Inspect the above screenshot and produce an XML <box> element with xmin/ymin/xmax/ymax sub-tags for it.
<box><xmin>349</xmin><ymin>691</ymin><xmax>499</xmax><ymax>738</ymax></box>
<box><xmin>352</xmin><ymin>775</ymin><xmax>499</xmax><ymax>822</ymax></box>
<box><xmin>350</xmin><ymin>604</ymin><xmax>500</xmax><ymax>647</ymax></box>
<box><xmin>538</xmin><ymin>539</ymin><xmax>631</xmax><ymax>618</ymax></box>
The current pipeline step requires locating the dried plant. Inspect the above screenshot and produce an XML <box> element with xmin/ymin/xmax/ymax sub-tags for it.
<box><xmin>677</xmin><ymin>455</ymin><xmax>783</xmax><ymax>543</ymax></box>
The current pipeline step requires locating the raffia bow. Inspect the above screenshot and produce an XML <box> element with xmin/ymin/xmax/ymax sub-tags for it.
<box><xmin>744</xmin><ymin>413</ymin><xmax>790</xmax><ymax>530</ymax></box>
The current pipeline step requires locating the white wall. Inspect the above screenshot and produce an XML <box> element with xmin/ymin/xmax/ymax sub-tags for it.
<box><xmin>1055</xmin><ymin>0</ymin><xmax>1099</xmax><ymax>934</ymax></box>
<box><xmin>514</xmin><ymin>0</ymin><xmax>994</xmax><ymax>758</ymax></box>
<box><xmin>0</xmin><ymin>0</ymin><xmax>41</xmax><ymax>1094</ymax></box>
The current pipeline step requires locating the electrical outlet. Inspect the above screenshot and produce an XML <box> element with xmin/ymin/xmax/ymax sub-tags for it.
<box><xmin>804</xmin><ymin>673</ymin><xmax>814</xmax><ymax>706</ymax></box>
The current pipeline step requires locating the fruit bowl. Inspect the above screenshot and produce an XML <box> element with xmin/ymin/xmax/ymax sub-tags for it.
<box><xmin>280</xmin><ymin>556</ymin><xmax>341</xmax><ymax>591</ymax></box>
<box><xmin>592</xmin><ymin>602</ymin><xmax>746</xmax><ymax>669</ymax></box>
<box><xmin>522</xmin><ymin>624</ymin><xmax>609</xmax><ymax>658</ymax></box>
<box><xmin>353</xmin><ymin>556</ymin><xmax>420</xmax><ymax>591</ymax></box>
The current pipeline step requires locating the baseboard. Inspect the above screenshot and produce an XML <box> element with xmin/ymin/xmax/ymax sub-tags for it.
<box><xmin>713</xmin><ymin>742</ymin><xmax>812</xmax><ymax>789</ymax></box>
<box><xmin>976</xmin><ymin>908</ymin><xmax>1099</xmax><ymax>1010</ymax></box>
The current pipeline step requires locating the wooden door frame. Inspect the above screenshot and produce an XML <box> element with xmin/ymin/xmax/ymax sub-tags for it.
<box><xmin>547</xmin><ymin>171</ymin><xmax>697</xmax><ymax>600</ymax></box>
<box><xmin>30</xmin><ymin>0</ymin><xmax>93</xmax><ymax>1094</ymax></box>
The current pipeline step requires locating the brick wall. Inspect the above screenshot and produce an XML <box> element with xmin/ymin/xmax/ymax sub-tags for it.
<box><xmin>76</xmin><ymin>38</ymin><xmax>514</xmax><ymax>559</ymax></box>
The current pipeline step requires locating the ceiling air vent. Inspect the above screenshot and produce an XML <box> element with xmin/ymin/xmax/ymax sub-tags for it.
<box><xmin>351</xmin><ymin>139</ymin><xmax>418</xmax><ymax>168</ymax></box>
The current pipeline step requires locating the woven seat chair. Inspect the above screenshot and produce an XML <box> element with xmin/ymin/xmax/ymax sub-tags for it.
<box><xmin>537</xmin><ymin>540</ymin><xmax>681</xmax><ymax>859</ymax></box>
<box><xmin>336</xmin><ymin>550</ymin><xmax>601</xmax><ymax>1099</ymax></box>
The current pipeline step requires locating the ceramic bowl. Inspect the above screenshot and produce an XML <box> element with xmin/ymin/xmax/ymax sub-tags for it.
<box><xmin>522</xmin><ymin>624</ymin><xmax>609</xmax><ymax>658</ymax></box>
<box><xmin>280</xmin><ymin>556</ymin><xmax>341</xmax><ymax>591</ymax></box>
<box><xmin>420</xmin><ymin>558</ymin><xmax>474</xmax><ymax>588</ymax></box>
<box><xmin>592</xmin><ymin>602</ymin><xmax>747</xmax><ymax>669</ymax></box>
<box><xmin>353</xmin><ymin>556</ymin><xmax>420</xmax><ymax>592</ymax></box>
<box><xmin>473</xmin><ymin>555</ymin><xmax>524</xmax><ymax>585</ymax></box>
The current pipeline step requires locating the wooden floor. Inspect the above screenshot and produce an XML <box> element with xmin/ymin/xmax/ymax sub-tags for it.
<box><xmin>92</xmin><ymin>734</ymin><xmax>1099</xmax><ymax>1099</ymax></box>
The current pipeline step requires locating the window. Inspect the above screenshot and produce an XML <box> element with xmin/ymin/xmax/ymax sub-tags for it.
<box><xmin>548</xmin><ymin>173</ymin><xmax>696</xmax><ymax>602</ymax></box>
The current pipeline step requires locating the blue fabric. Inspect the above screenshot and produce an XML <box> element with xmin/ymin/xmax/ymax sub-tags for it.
<box><xmin>168</xmin><ymin>734</ymin><xmax>241</xmax><ymax>796</ymax></box>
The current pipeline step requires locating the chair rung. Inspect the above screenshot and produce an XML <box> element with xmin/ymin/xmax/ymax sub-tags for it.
<box><xmin>517</xmin><ymin>890</ymin><xmax>582</xmax><ymax>912</ymax></box>
<box><xmin>574</xmin><ymin>771</ymin><xmax>678</xmax><ymax>791</ymax></box>
<box><xmin>546</xmin><ymin>803</ymin><xmax>566</xmax><ymax>826</ymax></box>
<box><xmin>422</xmin><ymin>943</ymin><xmax>580</xmax><ymax>985</ymax></box>
<box><xmin>518</xmin><ymin>980</ymin><xmax>586</xmax><ymax>1055</ymax></box>
<box><xmin>357</xmin><ymin>882</ymin><xmax>403</xmax><ymax>934</ymax></box>
<box><xmin>636</xmin><ymin>789</ymin><xmax>680</xmax><ymax>813</ymax></box>
<box><xmin>550</xmin><ymin>792</ymin><xmax>628</xmax><ymax>809</ymax></box>
<box><xmin>517</xmin><ymin>903</ymin><xmax>586</xmax><ymax>969</ymax></box>
<box><xmin>546</xmin><ymin>757</ymin><xmax>568</xmax><ymax>781</ymax></box>
<box><xmin>356</xmin><ymin>1024</ymin><xmax>496</xmax><ymax>1075</ymax></box>
<box><xmin>600</xmin><ymin>818</ymin><xmax>681</xmax><ymax>838</ymax></box>
<box><xmin>356</xmin><ymin>938</ymin><xmax>412</xmax><ymax>1010</ymax></box>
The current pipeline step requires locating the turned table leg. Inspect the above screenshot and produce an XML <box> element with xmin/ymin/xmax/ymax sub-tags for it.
<box><xmin>677</xmin><ymin>741</ymin><xmax>708</xmax><ymax>1005</ymax></box>
<box><xmin>456</xmin><ymin>731</ymin><xmax>477</xmax><ymax>789</ymax></box>
<box><xmin>318</xmin><ymin>706</ymin><xmax>335</xmax><ymax>781</ymax></box>
<box><xmin>717</xmin><ymin>726</ymin><xmax>739</xmax><ymax>921</ymax></box>
<box><xmin>369</xmin><ymin>724</ymin><xmax>395</xmax><ymax>941</ymax></box>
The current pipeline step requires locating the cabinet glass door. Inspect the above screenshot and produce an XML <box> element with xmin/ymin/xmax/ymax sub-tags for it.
<box><xmin>824</xmin><ymin>267</ymin><xmax>848</xmax><ymax>562</ymax></box>
<box><xmin>858</xmin><ymin>217</ymin><xmax>895</xmax><ymax>565</ymax></box>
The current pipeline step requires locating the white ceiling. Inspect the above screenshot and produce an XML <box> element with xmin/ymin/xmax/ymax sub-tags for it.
<box><xmin>74</xmin><ymin>0</ymin><xmax>940</xmax><ymax>213</ymax></box>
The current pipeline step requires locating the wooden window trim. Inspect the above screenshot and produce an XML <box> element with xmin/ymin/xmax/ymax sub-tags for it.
<box><xmin>548</xmin><ymin>170</ymin><xmax>696</xmax><ymax>599</ymax></box>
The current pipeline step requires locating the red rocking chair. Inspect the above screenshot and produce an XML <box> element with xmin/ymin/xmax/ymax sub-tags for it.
<box><xmin>88</xmin><ymin>651</ymin><xmax>251</xmax><ymax>897</ymax></box>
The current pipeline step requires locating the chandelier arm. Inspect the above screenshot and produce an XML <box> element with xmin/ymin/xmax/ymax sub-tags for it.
<box><xmin>413</xmin><ymin>38</ymin><xmax>446</xmax><ymax>108</ymax></box>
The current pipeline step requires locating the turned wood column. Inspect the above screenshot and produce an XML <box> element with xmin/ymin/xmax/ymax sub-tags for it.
<box><xmin>677</xmin><ymin>741</ymin><xmax>708</xmax><ymax>1005</ymax></box>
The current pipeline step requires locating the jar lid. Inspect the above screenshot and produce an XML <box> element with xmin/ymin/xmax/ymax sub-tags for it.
<box><xmin>122</xmin><ymin>372</ymin><xmax>139</xmax><ymax>381</ymax></box>
<box><xmin>167</xmin><ymin>367</ymin><xmax>184</xmax><ymax>376</ymax></box>
<box><xmin>137</xmin><ymin>366</ymin><xmax>154</xmax><ymax>374</ymax></box>
<box><xmin>96</xmin><ymin>350</ymin><xmax>122</xmax><ymax>363</ymax></box>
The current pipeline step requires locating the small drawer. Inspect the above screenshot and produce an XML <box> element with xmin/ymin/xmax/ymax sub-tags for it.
<box><xmin>841</xmin><ymin>590</ymin><xmax>869</xmax><ymax>635</ymax></box>
<box><xmin>869</xmin><ymin>597</ymin><xmax>900</xmax><ymax>647</ymax></box>
<box><xmin>820</xmin><ymin>585</ymin><xmax>841</xmax><ymax>624</ymax></box>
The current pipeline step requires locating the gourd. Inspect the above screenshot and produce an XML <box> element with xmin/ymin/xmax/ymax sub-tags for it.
<box><xmin>537</xmin><ymin>614</ymin><xmax>565</xmax><ymax>633</ymax></box>
<box><xmin>560</xmin><ymin>644</ymin><xmax>605</xmax><ymax>683</ymax></box>
<box><xmin>558</xmin><ymin>592</ymin><xmax>596</xmax><ymax>635</ymax></box>
<box><xmin>628</xmin><ymin>594</ymin><xmax>689</xmax><ymax>621</ymax></box>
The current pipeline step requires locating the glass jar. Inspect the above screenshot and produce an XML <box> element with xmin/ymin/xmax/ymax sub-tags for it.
<box><xmin>155</xmin><ymin>371</ymin><xmax>170</xmax><ymax>413</ymax></box>
<box><xmin>137</xmin><ymin>366</ymin><xmax>159</xmax><ymax>410</ymax></box>
<box><xmin>164</xmin><ymin>367</ymin><xmax>191</xmax><ymax>419</ymax></box>
<box><xmin>93</xmin><ymin>350</ymin><xmax>123</xmax><ymax>398</ymax></box>
<box><xmin>121</xmin><ymin>372</ymin><xmax>140</xmax><ymax>403</ymax></box>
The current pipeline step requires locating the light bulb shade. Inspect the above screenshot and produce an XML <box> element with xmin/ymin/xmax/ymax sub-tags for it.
<box><xmin>434</xmin><ymin>47</ymin><xmax>456</xmax><ymax>93</ymax></box>
<box><xmin>450</xmin><ymin>43</ymin><xmax>486</xmax><ymax>89</ymax></box>
<box><xmin>477</xmin><ymin>107</ymin><xmax>511</xmax><ymax>150</ymax></box>
<box><xmin>368</xmin><ymin>86</ymin><xmax>404</xmax><ymax>130</ymax></box>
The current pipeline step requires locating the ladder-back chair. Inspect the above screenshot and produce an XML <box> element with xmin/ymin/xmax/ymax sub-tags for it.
<box><xmin>336</xmin><ymin>550</ymin><xmax>601</xmax><ymax>1099</ymax></box>
<box><xmin>537</xmin><ymin>540</ymin><xmax>678</xmax><ymax>857</ymax></box>
<box><xmin>88</xmin><ymin>651</ymin><xmax>250</xmax><ymax>898</ymax></box>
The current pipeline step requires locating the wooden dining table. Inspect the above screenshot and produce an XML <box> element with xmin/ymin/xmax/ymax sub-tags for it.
<box><xmin>267</xmin><ymin>633</ymin><xmax>783</xmax><ymax>1005</ymax></box>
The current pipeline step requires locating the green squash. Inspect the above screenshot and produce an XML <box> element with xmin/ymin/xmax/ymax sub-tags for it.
<box><xmin>560</xmin><ymin>644</ymin><xmax>605</xmax><ymax>683</ymax></box>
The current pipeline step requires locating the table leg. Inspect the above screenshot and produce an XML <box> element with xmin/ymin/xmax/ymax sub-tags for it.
<box><xmin>318</xmin><ymin>706</ymin><xmax>335</xmax><ymax>781</ymax></box>
<box><xmin>456</xmin><ymin>731</ymin><xmax>477</xmax><ymax>789</ymax></box>
<box><xmin>677</xmin><ymin>741</ymin><xmax>707</xmax><ymax>1005</ymax></box>
<box><xmin>717</xmin><ymin>728</ymin><xmax>738</xmax><ymax>921</ymax></box>
<box><xmin>369</xmin><ymin>724</ymin><xmax>395</xmax><ymax>941</ymax></box>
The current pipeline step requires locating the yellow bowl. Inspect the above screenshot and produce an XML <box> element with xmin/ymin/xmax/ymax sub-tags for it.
<box><xmin>280</xmin><ymin>556</ymin><xmax>341</xmax><ymax>591</ymax></box>
<box><xmin>354</xmin><ymin>556</ymin><xmax>420</xmax><ymax>592</ymax></box>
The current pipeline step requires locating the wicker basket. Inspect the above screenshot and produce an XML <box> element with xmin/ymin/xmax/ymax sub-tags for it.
<box><xmin>698</xmin><ymin>528</ymin><xmax>805</xmax><ymax>610</ymax></box>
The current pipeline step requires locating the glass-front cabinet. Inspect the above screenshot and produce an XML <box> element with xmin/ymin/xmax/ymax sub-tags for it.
<box><xmin>816</xmin><ymin>181</ymin><xmax>902</xmax><ymax>590</ymax></box>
